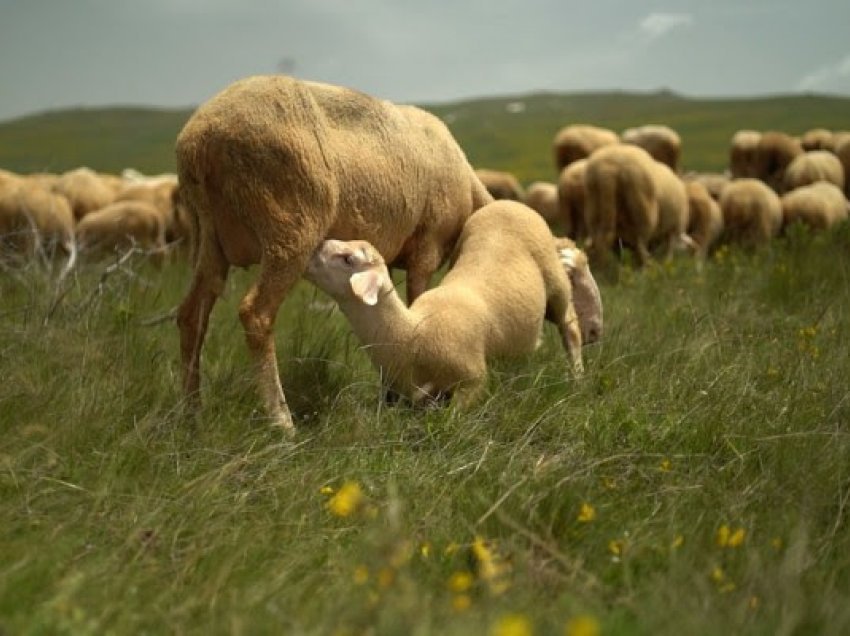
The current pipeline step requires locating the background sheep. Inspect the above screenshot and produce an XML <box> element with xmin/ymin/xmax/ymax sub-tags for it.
<box><xmin>684</xmin><ymin>180</ymin><xmax>724</xmax><ymax>259</ymax></box>
<box><xmin>682</xmin><ymin>171</ymin><xmax>730</xmax><ymax>201</ymax></box>
<box><xmin>800</xmin><ymin>128</ymin><xmax>835</xmax><ymax>152</ymax></box>
<box><xmin>621</xmin><ymin>124</ymin><xmax>682</xmax><ymax>171</ymax></box>
<box><xmin>782</xmin><ymin>150</ymin><xmax>845</xmax><ymax>193</ymax></box>
<box><xmin>729</xmin><ymin>130</ymin><xmax>762</xmax><ymax>179</ymax></box>
<box><xmin>0</xmin><ymin>174</ymin><xmax>76</xmax><ymax>276</ymax></box>
<box><xmin>475</xmin><ymin>169</ymin><xmax>526</xmax><ymax>201</ymax></box>
<box><xmin>752</xmin><ymin>131</ymin><xmax>803</xmax><ymax>192</ymax></box>
<box><xmin>75</xmin><ymin>200</ymin><xmax>167</xmax><ymax>259</ymax></box>
<box><xmin>718</xmin><ymin>178</ymin><xmax>783</xmax><ymax>247</ymax></box>
<box><xmin>583</xmin><ymin>144</ymin><xmax>691</xmax><ymax>269</ymax></box>
<box><xmin>781</xmin><ymin>182</ymin><xmax>849</xmax><ymax>231</ymax></box>
<box><xmin>552</xmin><ymin>124</ymin><xmax>619</xmax><ymax>173</ymax></box>
<box><xmin>175</xmin><ymin>75</ymin><xmax>493</xmax><ymax>433</ymax></box>
<box><xmin>304</xmin><ymin>201</ymin><xmax>583</xmax><ymax>407</ymax></box>
<box><xmin>557</xmin><ymin>158</ymin><xmax>588</xmax><ymax>242</ymax></box>
<box><xmin>833</xmin><ymin>134</ymin><xmax>850</xmax><ymax>198</ymax></box>
<box><xmin>52</xmin><ymin>167</ymin><xmax>119</xmax><ymax>221</ymax></box>
<box><xmin>524</xmin><ymin>181</ymin><xmax>559</xmax><ymax>224</ymax></box>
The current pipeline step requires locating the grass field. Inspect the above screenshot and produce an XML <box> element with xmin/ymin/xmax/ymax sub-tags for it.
<box><xmin>2</xmin><ymin>220</ymin><xmax>850</xmax><ymax>634</ymax></box>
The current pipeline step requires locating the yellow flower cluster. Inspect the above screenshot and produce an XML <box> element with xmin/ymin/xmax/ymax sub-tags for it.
<box><xmin>577</xmin><ymin>502</ymin><xmax>596</xmax><ymax>523</ymax></box>
<box><xmin>716</xmin><ymin>525</ymin><xmax>746</xmax><ymax>548</ymax></box>
<box><xmin>324</xmin><ymin>481</ymin><xmax>364</xmax><ymax>517</ymax></box>
<box><xmin>486</xmin><ymin>613</ymin><xmax>601</xmax><ymax>636</ymax></box>
<box><xmin>471</xmin><ymin>536</ymin><xmax>512</xmax><ymax>596</ymax></box>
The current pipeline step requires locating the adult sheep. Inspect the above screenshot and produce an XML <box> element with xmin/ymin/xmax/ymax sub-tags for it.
<box><xmin>782</xmin><ymin>150</ymin><xmax>845</xmax><ymax>193</ymax></box>
<box><xmin>75</xmin><ymin>200</ymin><xmax>167</xmax><ymax>259</ymax></box>
<box><xmin>524</xmin><ymin>181</ymin><xmax>559</xmax><ymax>224</ymax></box>
<box><xmin>800</xmin><ymin>128</ymin><xmax>835</xmax><ymax>152</ymax></box>
<box><xmin>557</xmin><ymin>158</ymin><xmax>588</xmax><ymax>241</ymax></box>
<box><xmin>583</xmin><ymin>144</ymin><xmax>692</xmax><ymax>269</ymax></box>
<box><xmin>683</xmin><ymin>171</ymin><xmax>730</xmax><ymax>201</ymax></box>
<box><xmin>304</xmin><ymin>201</ymin><xmax>584</xmax><ymax>407</ymax></box>
<box><xmin>52</xmin><ymin>167</ymin><xmax>119</xmax><ymax>221</ymax></box>
<box><xmin>752</xmin><ymin>131</ymin><xmax>803</xmax><ymax>192</ymax></box>
<box><xmin>684</xmin><ymin>181</ymin><xmax>723</xmax><ymax>260</ymax></box>
<box><xmin>475</xmin><ymin>169</ymin><xmax>525</xmax><ymax>201</ymax></box>
<box><xmin>552</xmin><ymin>124</ymin><xmax>619</xmax><ymax>173</ymax></box>
<box><xmin>718</xmin><ymin>178</ymin><xmax>782</xmax><ymax>247</ymax></box>
<box><xmin>175</xmin><ymin>75</ymin><xmax>493</xmax><ymax>433</ymax></box>
<box><xmin>832</xmin><ymin>134</ymin><xmax>850</xmax><ymax>198</ymax></box>
<box><xmin>781</xmin><ymin>182</ymin><xmax>849</xmax><ymax>231</ymax></box>
<box><xmin>729</xmin><ymin>130</ymin><xmax>762</xmax><ymax>179</ymax></box>
<box><xmin>0</xmin><ymin>175</ymin><xmax>76</xmax><ymax>276</ymax></box>
<box><xmin>621</xmin><ymin>124</ymin><xmax>682</xmax><ymax>171</ymax></box>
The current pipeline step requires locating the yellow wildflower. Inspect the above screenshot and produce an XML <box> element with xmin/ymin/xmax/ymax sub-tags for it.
<box><xmin>716</xmin><ymin>525</ymin><xmax>730</xmax><ymax>547</ymax></box>
<box><xmin>659</xmin><ymin>458</ymin><xmax>672</xmax><ymax>472</ymax></box>
<box><xmin>671</xmin><ymin>534</ymin><xmax>684</xmax><ymax>549</ymax></box>
<box><xmin>717</xmin><ymin>525</ymin><xmax>746</xmax><ymax>548</ymax></box>
<box><xmin>377</xmin><ymin>567</ymin><xmax>395</xmax><ymax>589</ymax></box>
<box><xmin>326</xmin><ymin>481</ymin><xmax>363</xmax><ymax>517</ymax></box>
<box><xmin>353</xmin><ymin>565</ymin><xmax>369</xmax><ymax>585</ymax></box>
<box><xmin>491</xmin><ymin>613</ymin><xmax>533</xmax><ymax>636</ymax></box>
<box><xmin>711</xmin><ymin>566</ymin><xmax>726</xmax><ymax>584</ymax></box>
<box><xmin>319</xmin><ymin>485</ymin><xmax>335</xmax><ymax>495</ymax></box>
<box><xmin>771</xmin><ymin>537</ymin><xmax>783</xmax><ymax>551</ymax></box>
<box><xmin>577</xmin><ymin>502</ymin><xmax>596</xmax><ymax>523</ymax></box>
<box><xmin>608</xmin><ymin>539</ymin><xmax>625</xmax><ymax>556</ymax></box>
<box><xmin>452</xmin><ymin>594</ymin><xmax>472</xmax><ymax>613</ymax></box>
<box><xmin>471</xmin><ymin>536</ymin><xmax>512</xmax><ymax>595</ymax></box>
<box><xmin>448</xmin><ymin>571</ymin><xmax>474</xmax><ymax>593</ymax></box>
<box><xmin>565</xmin><ymin>614</ymin><xmax>601</xmax><ymax>636</ymax></box>
<box><xmin>444</xmin><ymin>542</ymin><xmax>460</xmax><ymax>556</ymax></box>
<box><xmin>420</xmin><ymin>542</ymin><xmax>432</xmax><ymax>558</ymax></box>
<box><xmin>727</xmin><ymin>527</ymin><xmax>746</xmax><ymax>547</ymax></box>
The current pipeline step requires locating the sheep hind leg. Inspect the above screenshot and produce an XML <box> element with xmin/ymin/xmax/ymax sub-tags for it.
<box><xmin>238</xmin><ymin>255</ymin><xmax>303</xmax><ymax>436</ymax></box>
<box><xmin>177</xmin><ymin>233</ymin><xmax>230</xmax><ymax>412</ymax></box>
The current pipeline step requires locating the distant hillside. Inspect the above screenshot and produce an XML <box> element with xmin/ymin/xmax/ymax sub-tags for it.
<box><xmin>2</xmin><ymin>90</ymin><xmax>850</xmax><ymax>183</ymax></box>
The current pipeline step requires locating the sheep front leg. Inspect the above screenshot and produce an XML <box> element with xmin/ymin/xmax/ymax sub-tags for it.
<box><xmin>557</xmin><ymin>303</ymin><xmax>585</xmax><ymax>376</ymax></box>
<box><xmin>238</xmin><ymin>257</ymin><xmax>301</xmax><ymax>435</ymax></box>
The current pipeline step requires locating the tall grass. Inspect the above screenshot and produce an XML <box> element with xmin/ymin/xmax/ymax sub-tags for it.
<box><xmin>2</xmin><ymin>223</ymin><xmax>850</xmax><ymax>634</ymax></box>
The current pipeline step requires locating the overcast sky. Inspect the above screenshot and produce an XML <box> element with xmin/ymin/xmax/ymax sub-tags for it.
<box><xmin>2</xmin><ymin>0</ymin><xmax>850</xmax><ymax>122</ymax></box>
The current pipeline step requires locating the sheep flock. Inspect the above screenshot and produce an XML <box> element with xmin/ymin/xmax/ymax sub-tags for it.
<box><xmin>3</xmin><ymin>76</ymin><xmax>850</xmax><ymax>432</ymax></box>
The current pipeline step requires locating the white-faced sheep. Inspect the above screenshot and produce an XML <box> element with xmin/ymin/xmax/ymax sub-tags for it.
<box><xmin>782</xmin><ymin>150</ymin><xmax>845</xmax><ymax>193</ymax></box>
<box><xmin>583</xmin><ymin>144</ymin><xmax>692</xmax><ymax>269</ymax></box>
<box><xmin>729</xmin><ymin>130</ymin><xmax>762</xmax><ymax>179</ymax></box>
<box><xmin>75</xmin><ymin>200</ymin><xmax>167</xmax><ymax>259</ymax></box>
<box><xmin>553</xmin><ymin>236</ymin><xmax>603</xmax><ymax>344</ymax></box>
<box><xmin>684</xmin><ymin>180</ymin><xmax>724</xmax><ymax>259</ymax></box>
<box><xmin>52</xmin><ymin>167</ymin><xmax>119</xmax><ymax>221</ymax></box>
<box><xmin>718</xmin><ymin>178</ymin><xmax>783</xmax><ymax>247</ymax></box>
<box><xmin>552</xmin><ymin>124</ymin><xmax>619</xmax><ymax>172</ymax></box>
<box><xmin>781</xmin><ymin>182</ymin><xmax>849</xmax><ymax>231</ymax></box>
<box><xmin>0</xmin><ymin>175</ymin><xmax>76</xmax><ymax>276</ymax></box>
<box><xmin>304</xmin><ymin>201</ymin><xmax>584</xmax><ymax>406</ymax></box>
<box><xmin>524</xmin><ymin>181</ymin><xmax>559</xmax><ymax>224</ymax></box>
<box><xmin>752</xmin><ymin>131</ymin><xmax>804</xmax><ymax>192</ymax></box>
<box><xmin>474</xmin><ymin>169</ymin><xmax>525</xmax><ymax>201</ymax></box>
<box><xmin>175</xmin><ymin>75</ymin><xmax>493</xmax><ymax>433</ymax></box>
<box><xmin>557</xmin><ymin>158</ymin><xmax>588</xmax><ymax>241</ymax></box>
<box><xmin>621</xmin><ymin>124</ymin><xmax>682</xmax><ymax>171</ymax></box>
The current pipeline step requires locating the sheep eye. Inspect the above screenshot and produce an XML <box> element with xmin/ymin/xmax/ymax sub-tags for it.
<box><xmin>343</xmin><ymin>253</ymin><xmax>356</xmax><ymax>266</ymax></box>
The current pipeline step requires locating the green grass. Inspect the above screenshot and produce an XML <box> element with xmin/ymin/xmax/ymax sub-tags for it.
<box><xmin>3</xmin><ymin>90</ymin><xmax>850</xmax><ymax>181</ymax></box>
<box><xmin>2</xmin><ymin>222</ymin><xmax>850</xmax><ymax>634</ymax></box>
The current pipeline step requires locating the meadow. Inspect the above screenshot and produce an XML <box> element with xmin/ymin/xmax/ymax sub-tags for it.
<box><xmin>2</xmin><ymin>91</ymin><xmax>850</xmax><ymax>635</ymax></box>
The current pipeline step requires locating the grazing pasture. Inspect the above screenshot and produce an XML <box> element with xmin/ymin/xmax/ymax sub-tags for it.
<box><xmin>2</xmin><ymin>89</ymin><xmax>850</xmax><ymax>634</ymax></box>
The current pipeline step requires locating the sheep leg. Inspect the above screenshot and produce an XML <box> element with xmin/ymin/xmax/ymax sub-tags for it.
<box><xmin>404</xmin><ymin>243</ymin><xmax>442</xmax><ymax>304</ymax></box>
<box><xmin>177</xmin><ymin>234</ymin><xmax>230</xmax><ymax>411</ymax></box>
<box><xmin>238</xmin><ymin>256</ymin><xmax>303</xmax><ymax>435</ymax></box>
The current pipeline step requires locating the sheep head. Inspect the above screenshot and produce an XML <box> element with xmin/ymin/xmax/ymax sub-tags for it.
<box><xmin>306</xmin><ymin>239</ymin><xmax>391</xmax><ymax>306</ymax></box>
<box><xmin>554</xmin><ymin>237</ymin><xmax>604</xmax><ymax>344</ymax></box>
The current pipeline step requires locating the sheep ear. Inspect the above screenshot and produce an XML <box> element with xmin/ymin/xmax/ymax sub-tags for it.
<box><xmin>349</xmin><ymin>270</ymin><xmax>382</xmax><ymax>306</ymax></box>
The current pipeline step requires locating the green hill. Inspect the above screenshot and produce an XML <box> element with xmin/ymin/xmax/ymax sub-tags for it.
<box><xmin>2</xmin><ymin>90</ymin><xmax>850</xmax><ymax>182</ymax></box>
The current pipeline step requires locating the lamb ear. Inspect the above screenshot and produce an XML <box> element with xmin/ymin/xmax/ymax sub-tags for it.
<box><xmin>349</xmin><ymin>270</ymin><xmax>383</xmax><ymax>306</ymax></box>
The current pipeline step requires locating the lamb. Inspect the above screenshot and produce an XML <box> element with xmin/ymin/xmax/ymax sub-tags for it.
<box><xmin>552</xmin><ymin>124</ymin><xmax>619</xmax><ymax>172</ymax></box>
<box><xmin>782</xmin><ymin>150</ymin><xmax>845</xmax><ymax>193</ymax></box>
<box><xmin>52</xmin><ymin>167</ymin><xmax>119</xmax><ymax>221</ymax></box>
<box><xmin>684</xmin><ymin>180</ymin><xmax>724</xmax><ymax>259</ymax></box>
<box><xmin>0</xmin><ymin>175</ymin><xmax>76</xmax><ymax>276</ymax></box>
<box><xmin>583</xmin><ymin>144</ymin><xmax>692</xmax><ymax>269</ymax></box>
<box><xmin>718</xmin><ymin>178</ymin><xmax>783</xmax><ymax>247</ymax></box>
<box><xmin>781</xmin><ymin>182</ymin><xmax>849</xmax><ymax>231</ymax></box>
<box><xmin>175</xmin><ymin>74</ymin><xmax>493</xmax><ymax>433</ymax></box>
<box><xmin>75</xmin><ymin>200</ymin><xmax>167</xmax><ymax>259</ymax></box>
<box><xmin>304</xmin><ymin>201</ymin><xmax>584</xmax><ymax>407</ymax></box>
<box><xmin>557</xmin><ymin>158</ymin><xmax>588</xmax><ymax>241</ymax></box>
<box><xmin>729</xmin><ymin>130</ymin><xmax>762</xmax><ymax>179</ymax></box>
<box><xmin>475</xmin><ymin>169</ymin><xmax>525</xmax><ymax>201</ymax></box>
<box><xmin>524</xmin><ymin>181</ymin><xmax>559</xmax><ymax>224</ymax></box>
<box><xmin>620</xmin><ymin>124</ymin><xmax>682</xmax><ymax>171</ymax></box>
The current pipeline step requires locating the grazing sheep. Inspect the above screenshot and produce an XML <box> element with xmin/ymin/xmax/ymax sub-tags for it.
<box><xmin>831</xmin><ymin>134</ymin><xmax>850</xmax><ymax>198</ymax></box>
<box><xmin>552</xmin><ymin>124</ymin><xmax>619</xmax><ymax>172</ymax></box>
<box><xmin>753</xmin><ymin>131</ymin><xmax>804</xmax><ymax>192</ymax></box>
<box><xmin>175</xmin><ymin>74</ymin><xmax>493</xmax><ymax>432</ymax></box>
<box><xmin>557</xmin><ymin>159</ymin><xmax>588</xmax><ymax>241</ymax></box>
<box><xmin>729</xmin><ymin>130</ymin><xmax>762</xmax><ymax>179</ymax></box>
<box><xmin>800</xmin><ymin>128</ymin><xmax>835</xmax><ymax>152</ymax></box>
<box><xmin>718</xmin><ymin>178</ymin><xmax>782</xmax><ymax>247</ymax></box>
<box><xmin>76</xmin><ymin>200</ymin><xmax>166</xmax><ymax>258</ymax></box>
<box><xmin>782</xmin><ymin>150</ymin><xmax>845</xmax><ymax>192</ymax></box>
<box><xmin>683</xmin><ymin>171</ymin><xmax>730</xmax><ymax>201</ymax></box>
<box><xmin>621</xmin><ymin>124</ymin><xmax>682</xmax><ymax>171</ymax></box>
<box><xmin>781</xmin><ymin>182</ymin><xmax>849</xmax><ymax>231</ymax></box>
<box><xmin>684</xmin><ymin>181</ymin><xmax>724</xmax><ymax>259</ymax></box>
<box><xmin>583</xmin><ymin>144</ymin><xmax>692</xmax><ymax>268</ymax></box>
<box><xmin>0</xmin><ymin>175</ymin><xmax>76</xmax><ymax>276</ymax></box>
<box><xmin>114</xmin><ymin>176</ymin><xmax>187</xmax><ymax>245</ymax></box>
<box><xmin>304</xmin><ymin>201</ymin><xmax>583</xmax><ymax>406</ymax></box>
<box><xmin>553</xmin><ymin>236</ymin><xmax>603</xmax><ymax>344</ymax></box>
<box><xmin>52</xmin><ymin>167</ymin><xmax>118</xmax><ymax>221</ymax></box>
<box><xmin>524</xmin><ymin>181</ymin><xmax>559</xmax><ymax>224</ymax></box>
<box><xmin>475</xmin><ymin>169</ymin><xmax>525</xmax><ymax>201</ymax></box>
